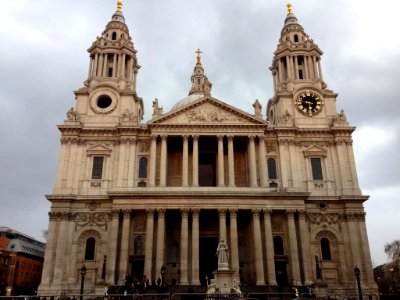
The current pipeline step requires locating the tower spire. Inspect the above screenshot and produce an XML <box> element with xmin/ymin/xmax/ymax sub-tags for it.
<box><xmin>116</xmin><ymin>0</ymin><xmax>123</xmax><ymax>13</ymax></box>
<box><xmin>189</xmin><ymin>49</ymin><xmax>212</xmax><ymax>96</ymax></box>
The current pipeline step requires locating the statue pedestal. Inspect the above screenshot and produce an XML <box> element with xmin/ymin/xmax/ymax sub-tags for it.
<box><xmin>314</xmin><ymin>281</ymin><xmax>328</xmax><ymax>298</ymax></box>
<box><xmin>213</xmin><ymin>269</ymin><xmax>235</xmax><ymax>294</ymax></box>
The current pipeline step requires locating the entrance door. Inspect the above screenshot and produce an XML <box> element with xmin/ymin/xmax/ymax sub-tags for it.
<box><xmin>275</xmin><ymin>260</ymin><xmax>289</xmax><ymax>287</ymax></box>
<box><xmin>199</xmin><ymin>153</ymin><xmax>216</xmax><ymax>186</ymax></box>
<box><xmin>130</xmin><ymin>258</ymin><xmax>144</xmax><ymax>280</ymax></box>
<box><xmin>199</xmin><ymin>238</ymin><xmax>218</xmax><ymax>286</ymax></box>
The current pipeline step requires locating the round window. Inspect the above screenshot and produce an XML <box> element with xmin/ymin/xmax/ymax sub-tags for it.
<box><xmin>97</xmin><ymin>95</ymin><xmax>112</xmax><ymax>109</ymax></box>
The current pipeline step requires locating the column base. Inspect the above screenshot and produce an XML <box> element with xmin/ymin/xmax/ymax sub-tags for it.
<box><xmin>191</xmin><ymin>280</ymin><xmax>201</xmax><ymax>286</ymax></box>
<box><xmin>256</xmin><ymin>281</ymin><xmax>266</xmax><ymax>286</ymax></box>
<box><xmin>268</xmin><ymin>280</ymin><xmax>278</xmax><ymax>286</ymax></box>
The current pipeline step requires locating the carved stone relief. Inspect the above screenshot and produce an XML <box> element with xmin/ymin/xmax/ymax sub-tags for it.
<box><xmin>75</xmin><ymin>212</ymin><xmax>110</xmax><ymax>231</ymax></box>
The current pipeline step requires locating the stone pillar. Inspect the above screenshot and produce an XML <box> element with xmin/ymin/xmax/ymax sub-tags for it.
<box><xmin>127</xmin><ymin>138</ymin><xmax>137</xmax><ymax>187</ymax></box>
<box><xmin>119</xmin><ymin>210</ymin><xmax>131</xmax><ymax>281</ymax></box>
<box><xmin>191</xmin><ymin>209</ymin><xmax>200</xmax><ymax>285</ymax></box>
<box><xmin>117</xmin><ymin>140</ymin><xmax>127</xmax><ymax>187</ymax></box>
<box><xmin>252</xmin><ymin>209</ymin><xmax>265</xmax><ymax>285</ymax></box>
<box><xmin>347</xmin><ymin>213</ymin><xmax>361</xmax><ymax>269</ymax></box>
<box><xmin>248</xmin><ymin>136</ymin><xmax>258</xmax><ymax>187</ymax></box>
<box><xmin>182</xmin><ymin>135</ymin><xmax>189</xmax><ymax>187</ymax></box>
<box><xmin>219</xmin><ymin>209</ymin><xmax>227</xmax><ymax>243</ymax></box>
<box><xmin>149</xmin><ymin>136</ymin><xmax>157</xmax><ymax>187</ymax></box>
<box><xmin>294</xmin><ymin>56</ymin><xmax>299</xmax><ymax>79</ymax></box>
<box><xmin>156</xmin><ymin>209</ymin><xmax>166</xmax><ymax>277</ymax></box>
<box><xmin>229</xmin><ymin>209</ymin><xmax>240</xmax><ymax>278</ymax></box>
<box><xmin>53</xmin><ymin>214</ymin><xmax>69</xmax><ymax>285</ymax></box>
<box><xmin>106</xmin><ymin>210</ymin><xmax>120</xmax><ymax>283</ymax></box>
<box><xmin>287</xmin><ymin>210</ymin><xmax>301</xmax><ymax>285</ymax></box>
<box><xmin>358</xmin><ymin>214</ymin><xmax>375</xmax><ymax>286</ymax></box>
<box><xmin>160</xmin><ymin>135</ymin><xmax>167</xmax><ymax>187</ymax></box>
<box><xmin>88</xmin><ymin>57</ymin><xmax>93</xmax><ymax>78</ymax></box>
<box><xmin>102</xmin><ymin>54</ymin><xmax>108</xmax><ymax>77</ymax></box>
<box><xmin>313</xmin><ymin>56</ymin><xmax>319</xmax><ymax>79</ymax></box>
<box><xmin>144</xmin><ymin>209</ymin><xmax>155</xmax><ymax>280</ymax></box>
<box><xmin>41</xmin><ymin>213</ymin><xmax>58</xmax><ymax>285</ymax></box>
<box><xmin>192</xmin><ymin>136</ymin><xmax>199</xmax><ymax>187</ymax></box>
<box><xmin>278</xmin><ymin>59</ymin><xmax>283</xmax><ymax>81</ymax></box>
<box><xmin>318</xmin><ymin>59</ymin><xmax>324</xmax><ymax>81</ymax></box>
<box><xmin>258</xmin><ymin>136</ymin><xmax>267</xmax><ymax>187</ymax></box>
<box><xmin>112</xmin><ymin>53</ymin><xmax>117</xmax><ymax>77</ymax></box>
<box><xmin>180</xmin><ymin>209</ymin><xmax>189</xmax><ymax>285</ymax></box>
<box><xmin>93</xmin><ymin>53</ymin><xmax>99</xmax><ymax>77</ymax></box>
<box><xmin>227</xmin><ymin>135</ymin><xmax>235</xmax><ymax>187</ymax></box>
<box><xmin>298</xmin><ymin>211</ymin><xmax>312</xmax><ymax>285</ymax></box>
<box><xmin>263</xmin><ymin>210</ymin><xmax>277</xmax><ymax>286</ymax></box>
<box><xmin>278</xmin><ymin>141</ymin><xmax>289</xmax><ymax>187</ymax></box>
<box><xmin>304</xmin><ymin>56</ymin><xmax>310</xmax><ymax>79</ymax></box>
<box><xmin>127</xmin><ymin>56</ymin><xmax>134</xmax><ymax>81</ymax></box>
<box><xmin>217</xmin><ymin>135</ymin><xmax>225</xmax><ymax>187</ymax></box>
<box><xmin>68</xmin><ymin>239</ymin><xmax>78</xmax><ymax>284</ymax></box>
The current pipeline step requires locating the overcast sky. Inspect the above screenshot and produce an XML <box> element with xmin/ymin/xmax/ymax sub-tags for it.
<box><xmin>0</xmin><ymin>0</ymin><xmax>399</xmax><ymax>267</ymax></box>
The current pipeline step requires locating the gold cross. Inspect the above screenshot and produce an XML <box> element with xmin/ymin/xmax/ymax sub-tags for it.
<box><xmin>196</xmin><ymin>48</ymin><xmax>202</xmax><ymax>63</ymax></box>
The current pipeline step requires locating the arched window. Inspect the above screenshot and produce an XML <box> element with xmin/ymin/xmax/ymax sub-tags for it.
<box><xmin>294</xmin><ymin>34</ymin><xmax>299</xmax><ymax>42</ymax></box>
<box><xmin>85</xmin><ymin>237</ymin><xmax>96</xmax><ymax>260</ymax></box>
<box><xmin>112</xmin><ymin>32</ymin><xmax>117</xmax><ymax>40</ymax></box>
<box><xmin>273</xmin><ymin>236</ymin><xmax>284</xmax><ymax>255</ymax></box>
<box><xmin>139</xmin><ymin>157</ymin><xmax>148</xmax><ymax>179</ymax></box>
<box><xmin>321</xmin><ymin>238</ymin><xmax>332</xmax><ymax>260</ymax></box>
<box><xmin>267</xmin><ymin>158</ymin><xmax>277</xmax><ymax>179</ymax></box>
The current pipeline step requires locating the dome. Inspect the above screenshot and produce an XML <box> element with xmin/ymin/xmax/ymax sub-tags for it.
<box><xmin>171</xmin><ymin>94</ymin><xmax>205</xmax><ymax>111</ymax></box>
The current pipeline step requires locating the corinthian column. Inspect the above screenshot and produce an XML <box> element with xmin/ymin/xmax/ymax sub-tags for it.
<box><xmin>182</xmin><ymin>135</ymin><xmax>189</xmax><ymax>187</ymax></box>
<box><xmin>217</xmin><ymin>135</ymin><xmax>225</xmax><ymax>187</ymax></box>
<box><xmin>180</xmin><ymin>209</ymin><xmax>189</xmax><ymax>285</ymax></box>
<box><xmin>144</xmin><ymin>209</ymin><xmax>155</xmax><ymax>280</ymax></box>
<box><xmin>287</xmin><ymin>210</ymin><xmax>301</xmax><ymax>284</ymax></box>
<box><xmin>227</xmin><ymin>136</ymin><xmax>235</xmax><ymax>187</ymax></box>
<box><xmin>149</xmin><ymin>136</ymin><xmax>157</xmax><ymax>187</ymax></box>
<box><xmin>106</xmin><ymin>210</ymin><xmax>120</xmax><ymax>283</ymax></box>
<box><xmin>191</xmin><ymin>209</ymin><xmax>200</xmax><ymax>285</ymax></box>
<box><xmin>258</xmin><ymin>136</ymin><xmax>267</xmax><ymax>187</ymax></box>
<box><xmin>192</xmin><ymin>136</ymin><xmax>199</xmax><ymax>187</ymax></box>
<box><xmin>252</xmin><ymin>209</ymin><xmax>265</xmax><ymax>285</ymax></box>
<box><xmin>219</xmin><ymin>209</ymin><xmax>227</xmax><ymax>242</ymax></box>
<box><xmin>119</xmin><ymin>210</ymin><xmax>131</xmax><ymax>281</ymax></box>
<box><xmin>230</xmin><ymin>209</ymin><xmax>239</xmax><ymax>278</ymax></box>
<box><xmin>298</xmin><ymin>211</ymin><xmax>312</xmax><ymax>285</ymax></box>
<box><xmin>263</xmin><ymin>210</ymin><xmax>277</xmax><ymax>286</ymax></box>
<box><xmin>160</xmin><ymin>136</ymin><xmax>167</xmax><ymax>186</ymax></box>
<box><xmin>156</xmin><ymin>209</ymin><xmax>166</xmax><ymax>276</ymax></box>
<box><xmin>248</xmin><ymin>136</ymin><xmax>258</xmax><ymax>187</ymax></box>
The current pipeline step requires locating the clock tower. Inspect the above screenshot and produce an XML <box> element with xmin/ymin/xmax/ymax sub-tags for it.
<box><xmin>267</xmin><ymin>3</ymin><xmax>339</xmax><ymax>129</ymax></box>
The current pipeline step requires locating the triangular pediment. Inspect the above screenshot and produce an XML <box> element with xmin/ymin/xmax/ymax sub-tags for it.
<box><xmin>86</xmin><ymin>144</ymin><xmax>112</xmax><ymax>156</ymax></box>
<box><xmin>150</xmin><ymin>96</ymin><xmax>266</xmax><ymax>126</ymax></box>
<box><xmin>303</xmin><ymin>145</ymin><xmax>327</xmax><ymax>157</ymax></box>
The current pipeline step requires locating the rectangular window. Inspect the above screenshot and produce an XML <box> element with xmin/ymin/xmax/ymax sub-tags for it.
<box><xmin>311</xmin><ymin>158</ymin><xmax>323</xmax><ymax>180</ymax></box>
<box><xmin>92</xmin><ymin>156</ymin><xmax>104</xmax><ymax>179</ymax></box>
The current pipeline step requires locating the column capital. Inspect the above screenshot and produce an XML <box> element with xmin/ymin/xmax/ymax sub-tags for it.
<box><xmin>258</xmin><ymin>135</ymin><xmax>265</xmax><ymax>141</ymax></box>
<box><xmin>248</xmin><ymin>135</ymin><xmax>256</xmax><ymax>141</ymax></box>
<box><xmin>227</xmin><ymin>135</ymin><xmax>234</xmax><ymax>141</ymax></box>
<box><xmin>191</xmin><ymin>208</ymin><xmax>200</xmax><ymax>216</ymax></box>
<box><xmin>218</xmin><ymin>135</ymin><xmax>224</xmax><ymax>141</ymax></box>
<box><xmin>229</xmin><ymin>209</ymin><xmax>238</xmax><ymax>217</ymax></box>
<box><xmin>157</xmin><ymin>209</ymin><xmax>166</xmax><ymax>217</ymax></box>
<box><xmin>263</xmin><ymin>209</ymin><xmax>272</xmax><ymax>216</ymax></box>
<box><xmin>111</xmin><ymin>209</ymin><xmax>120</xmax><ymax>218</ymax></box>
<box><xmin>298</xmin><ymin>210</ymin><xmax>307</xmax><ymax>219</ymax></box>
<box><xmin>160</xmin><ymin>135</ymin><xmax>168</xmax><ymax>141</ymax></box>
<box><xmin>219</xmin><ymin>209</ymin><xmax>227</xmax><ymax>216</ymax></box>
<box><xmin>286</xmin><ymin>209</ymin><xmax>296</xmax><ymax>218</ymax></box>
<box><xmin>192</xmin><ymin>135</ymin><xmax>199</xmax><ymax>141</ymax></box>
<box><xmin>252</xmin><ymin>209</ymin><xmax>261</xmax><ymax>217</ymax></box>
<box><xmin>181</xmin><ymin>208</ymin><xmax>189</xmax><ymax>217</ymax></box>
<box><xmin>122</xmin><ymin>209</ymin><xmax>131</xmax><ymax>217</ymax></box>
<box><xmin>146</xmin><ymin>209</ymin><xmax>155</xmax><ymax>217</ymax></box>
<box><xmin>151</xmin><ymin>135</ymin><xmax>158</xmax><ymax>141</ymax></box>
<box><xmin>182</xmin><ymin>135</ymin><xmax>189</xmax><ymax>141</ymax></box>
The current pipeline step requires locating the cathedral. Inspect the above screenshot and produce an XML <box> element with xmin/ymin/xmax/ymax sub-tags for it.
<box><xmin>38</xmin><ymin>0</ymin><xmax>377</xmax><ymax>296</ymax></box>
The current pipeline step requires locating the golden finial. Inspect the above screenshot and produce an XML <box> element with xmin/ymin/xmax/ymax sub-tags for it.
<box><xmin>287</xmin><ymin>2</ymin><xmax>293</xmax><ymax>14</ymax></box>
<box><xmin>196</xmin><ymin>48</ymin><xmax>202</xmax><ymax>64</ymax></box>
<box><xmin>116</xmin><ymin>0</ymin><xmax>123</xmax><ymax>12</ymax></box>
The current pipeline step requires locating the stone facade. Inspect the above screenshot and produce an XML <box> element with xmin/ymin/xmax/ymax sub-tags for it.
<box><xmin>38</xmin><ymin>2</ymin><xmax>377</xmax><ymax>296</ymax></box>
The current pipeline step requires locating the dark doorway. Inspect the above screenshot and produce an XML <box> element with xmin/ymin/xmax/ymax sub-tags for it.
<box><xmin>199</xmin><ymin>237</ymin><xmax>218</xmax><ymax>286</ymax></box>
<box><xmin>275</xmin><ymin>260</ymin><xmax>289</xmax><ymax>287</ymax></box>
<box><xmin>130</xmin><ymin>257</ymin><xmax>144</xmax><ymax>280</ymax></box>
<box><xmin>199</xmin><ymin>153</ymin><xmax>216</xmax><ymax>186</ymax></box>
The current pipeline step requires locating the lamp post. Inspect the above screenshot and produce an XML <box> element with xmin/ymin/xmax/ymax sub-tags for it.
<box><xmin>80</xmin><ymin>265</ymin><xmax>87</xmax><ymax>300</ymax></box>
<box><xmin>161</xmin><ymin>265</ymin><xmax>166</xmax><ymax>286</ymax></box>
<box><xmin>354</xmin><ymin>266</ymin><xmax>363</xmax><ymax>300</ymax></box>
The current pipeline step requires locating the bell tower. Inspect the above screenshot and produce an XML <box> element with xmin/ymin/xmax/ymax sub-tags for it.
<box><xmin>267</xmin><ymin>3</ymin><xmax>340</xmax><ymax>129</ymax></box>
<box><xmin>71</xmin><ymin>0</ymin><xmax>144</xmax><ymax>127</ymax></box>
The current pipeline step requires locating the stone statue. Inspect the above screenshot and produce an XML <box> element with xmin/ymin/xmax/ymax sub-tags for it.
<box><xmin>67</xmin><ymin>107</ymin><xmax>78</xmax><ymax>121</ymax></box>
<box><xmin>216</xmin><ymin>240</ymin><xmax>229</xmax><ymax>269</ymax></box>
<box><xmin>152</xmin><ymin>98</ymin><xmax>163</xmax><ymax>115</ymax></box>
<box><xmin>253</xmin><ymin>99</ymin><xmax>262</xmax><ymax>117</ymax></box>
<box><xmin>231</xmin><ymin>278</ymin><xmax>242</xmax><ymax>295</ymax></box>
<box><xmin>206</xmin><ymin>279</ymin><xmax>219</xmax><ymax>296</ymax></box>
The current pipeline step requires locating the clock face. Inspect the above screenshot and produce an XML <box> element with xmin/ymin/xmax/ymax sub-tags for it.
<box><xmin>295</xmin><ymin>91</ymin><xmax>323</xmax><ymax>116</ymax></box>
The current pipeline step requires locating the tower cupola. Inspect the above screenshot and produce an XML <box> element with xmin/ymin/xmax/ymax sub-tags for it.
<box><xmin>189</xmin><ymin>49</ymin><xmax>212</xmax><ymax>96</ymax></box>
<box><xmin>270</xmin><ymin>3</ymin><xmax>326</xmax><ymax>94</ymax></box>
